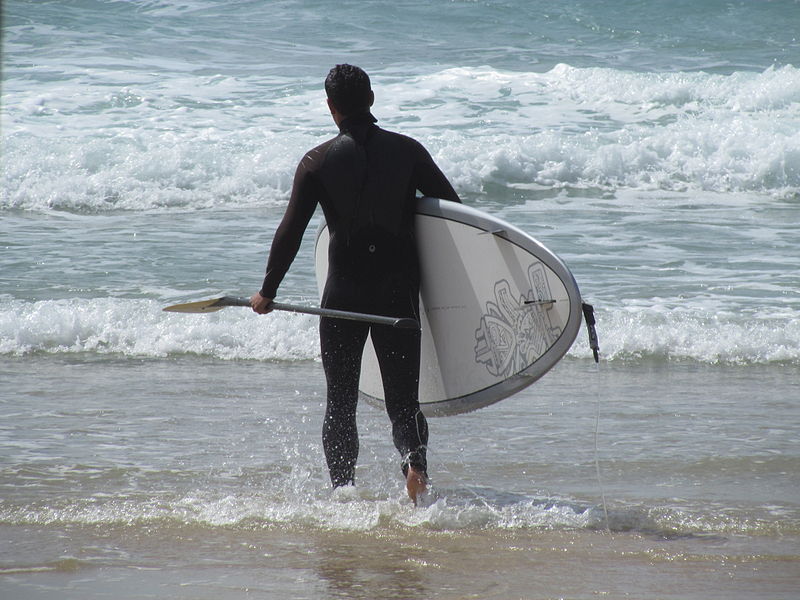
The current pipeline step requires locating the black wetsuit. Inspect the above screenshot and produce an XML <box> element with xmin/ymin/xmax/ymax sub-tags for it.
<box><xmin>260</xmin><ymin>112</ymin><xmax>460</xmax><ymax>487</ymax></box>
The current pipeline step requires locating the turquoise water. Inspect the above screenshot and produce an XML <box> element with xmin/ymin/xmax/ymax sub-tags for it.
<box><xmin>2</xmin><ymin>1</ymin><xmax>799</xmax><ymax>598</ymax></box>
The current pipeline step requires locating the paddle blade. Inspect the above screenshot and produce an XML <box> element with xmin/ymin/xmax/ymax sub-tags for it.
<box><xmin>162</xmin><ymin>298</ymin><xmax>227</xmax><ymax>313</ymax></box>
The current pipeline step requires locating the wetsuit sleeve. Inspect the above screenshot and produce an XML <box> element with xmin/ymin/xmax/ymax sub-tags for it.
<box><xmin>259</xmin><ymin>156</ymin><xmax>321</xmax><ymax>298</ymax></box>
<box><xmin>412</xmin><ymin>142</ymin><xmax>461</xmax><ymax>203</ymax></box>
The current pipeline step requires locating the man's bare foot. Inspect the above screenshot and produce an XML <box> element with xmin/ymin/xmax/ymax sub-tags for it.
<box><xmin>406</xmin><ymin>466</ymin><xmax>427</xmax><ymax>506</ymax></box>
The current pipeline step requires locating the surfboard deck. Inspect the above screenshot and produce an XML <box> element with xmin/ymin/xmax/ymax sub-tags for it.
<box><xmin>315</xmin><ymin>197</ymin><xmax>583</xmax><ymax>416</ymax></box>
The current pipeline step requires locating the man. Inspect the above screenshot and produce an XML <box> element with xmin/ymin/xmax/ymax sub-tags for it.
<box><xmin>250</xmin><ymin>64</ymin><xmax>460</xmax><ymax>504</ymax></box>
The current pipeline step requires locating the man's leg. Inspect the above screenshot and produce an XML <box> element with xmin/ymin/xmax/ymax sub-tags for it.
<box><xmin>370</xmin><ymin>323</ymin><xmax>428</xmax><ymax>503</ymax></box>
<box><xmin>319</xmin><ymin>316</ymin><xmax>369</xmax><ymax>487</ymax></box>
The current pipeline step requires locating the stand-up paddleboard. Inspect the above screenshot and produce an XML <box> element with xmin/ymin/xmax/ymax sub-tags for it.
<box><xmin>314</xmin><ymin>197</ymin><xmax>584</xmax><ymax>416</ymax></box>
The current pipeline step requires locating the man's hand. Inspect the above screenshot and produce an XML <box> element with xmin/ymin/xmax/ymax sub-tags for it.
<box><xmin>250</xmin><ymin>292</ymin><xmax>274</xmax><ymax>314</ymax></box>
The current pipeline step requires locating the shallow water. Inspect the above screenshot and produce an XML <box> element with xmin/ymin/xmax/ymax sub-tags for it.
<box><xmin>1</xmin><ymin>358</ymin><xmax>798</xmax><ymax>599</ymax></box>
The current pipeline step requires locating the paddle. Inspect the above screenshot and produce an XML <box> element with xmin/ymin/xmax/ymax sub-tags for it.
<box><xmin>162</xmin><ymin>296</ymin><xmax>420</xmax><ymax>330</ymax></box>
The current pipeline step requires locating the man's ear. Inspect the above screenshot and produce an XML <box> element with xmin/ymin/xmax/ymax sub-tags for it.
<box><xmin>327</xmin><ymin>97</ymin><xmax>343</xmax><ymax>125</ymax></box>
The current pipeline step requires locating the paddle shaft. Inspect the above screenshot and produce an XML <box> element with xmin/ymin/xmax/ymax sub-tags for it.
<box><xmin>219</xmin><ymin>297</ymin><xmax>419</xmax><ymax>330</ymax></box>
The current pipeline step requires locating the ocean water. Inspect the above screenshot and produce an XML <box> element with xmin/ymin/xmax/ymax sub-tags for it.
<box><xmin>2</xmin><ymin>1</ymin><xmax>799</xmax><ymax>598</ymax></box>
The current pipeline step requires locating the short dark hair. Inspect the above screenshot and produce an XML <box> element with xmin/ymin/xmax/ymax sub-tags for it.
<box><xmin>325</xmin><ymin>64</ymin><xmax>372</xmax><ymax>116</ymax></box>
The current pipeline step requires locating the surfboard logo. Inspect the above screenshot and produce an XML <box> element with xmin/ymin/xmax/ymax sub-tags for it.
<box><xmin>474</xmin><ymin>264</ymin><xmax>561</xmax><ymax>377</ymax></box>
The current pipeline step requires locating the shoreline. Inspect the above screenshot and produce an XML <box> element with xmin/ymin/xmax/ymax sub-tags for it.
<box><xmin>3</xmin><ymin>523</ymin><xmax>798</xmax><ymax>600</ymax></box>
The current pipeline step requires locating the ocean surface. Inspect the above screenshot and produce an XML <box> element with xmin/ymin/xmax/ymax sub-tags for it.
<box><xmin>2</xmin><ymin>1</ymin><xmax>799</xmax><ymax>598</ymax></box>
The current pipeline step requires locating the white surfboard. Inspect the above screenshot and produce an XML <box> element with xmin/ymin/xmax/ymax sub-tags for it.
<box><xmin>314</xmin><ymin>196</ymin><xmax>584</xmax><ymax>416</ymax></box>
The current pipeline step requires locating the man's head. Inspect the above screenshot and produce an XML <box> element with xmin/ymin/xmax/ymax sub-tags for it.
<box><xmin>325</xmin><ymin>64</ymin><xmax>374</xmax><ymax>119</ymax></box>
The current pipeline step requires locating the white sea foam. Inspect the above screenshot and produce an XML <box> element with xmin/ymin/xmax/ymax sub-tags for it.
<box><xmin>3</xmin><ymin>65</ymin><xmax>798</xmax><ymax>212</ymax></box>
<box><xmin>0</xmin><ymin>298</ymin><xmax>319</xmax><ymax>360</ymax></box>
<box><xmin>1</xmin><ymin>298</ymin><xmax>797</xmax><ymax>365</ymax></box>
<box><xmin>1</xmin><ymin>482</ymin><xmax>786</xmax><ymax>536</ymax></box>
<box><xmin>416</xmin><ymin>65</ymin><xmax>800</xmax><ymax>196</ymax></box>
<box><xmin>0</xmin><ymin>493</ymin><xmax>593</xmax><ymax>532</ymax></box>
<box><xmin>574</xmin><ymin>306</ymin><xmax>800</xmax><ymax>365</ymax></box>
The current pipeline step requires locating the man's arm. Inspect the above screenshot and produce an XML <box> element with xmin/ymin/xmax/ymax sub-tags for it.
<box><xmin>251</xmin><ymin>157</ymin><xmax>321</xmax><ymax>313</ymax></box>
<box><xmin>413</xmin><ymin>143</ymin><xmax>461</xmax><ymax>203</ymax></box>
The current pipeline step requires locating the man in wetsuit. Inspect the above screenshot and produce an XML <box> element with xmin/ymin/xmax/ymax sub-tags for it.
<box><xmin>250</xmin><ymin>64</ymin><xmax>460</xmax><ymax>504</ymax></box>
